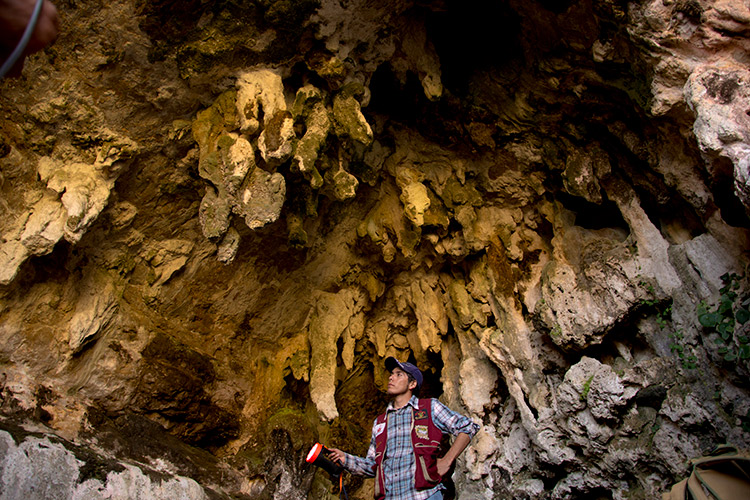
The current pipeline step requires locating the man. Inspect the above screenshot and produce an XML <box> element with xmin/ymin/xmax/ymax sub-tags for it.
<box><xmin>329</xmin><ymin>357</ymin><xmax>479</xmax><ymax>500</ymax></box>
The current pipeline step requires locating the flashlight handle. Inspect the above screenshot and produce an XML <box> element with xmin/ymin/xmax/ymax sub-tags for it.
<box><xmin>307</xmin><ymin>443</ymin><xmax>344</xmax><ymax>477</ymax></box>
<box><xmin>327</xmin><ymin>447</ymin><xmax>345</xmax><ymax>465</ymax></box>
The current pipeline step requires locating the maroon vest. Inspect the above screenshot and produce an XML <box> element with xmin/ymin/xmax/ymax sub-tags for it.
<box><xmin>373</xmin><ymin>398</ymin><xmax>444</xmax><ymax>499</ymax></box>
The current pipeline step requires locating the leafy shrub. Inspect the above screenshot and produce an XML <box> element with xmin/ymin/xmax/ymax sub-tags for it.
<box><xmin>697</xmin><ymin>273</ymin><xmax>750</xmax><ymax>363</ymax></box>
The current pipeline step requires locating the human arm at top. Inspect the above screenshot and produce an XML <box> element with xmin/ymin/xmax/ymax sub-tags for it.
<box><xmin>436</xmin><ymin>432</ymin><xmax>472</xmax><ymax>476</ymax></box>
<box><xmin>328</xmin><ymin>446</ymin><xmax>377</xmax><ymax>477</ymax></box>
<box><xmin>0</xmin><ymin>0</ymin><xmax>59</xmax><ymax>77</ymax></box>
<box><xmin>430</xmin><ymin>398</ymin><xmax>480</xmax><ymax>477</ymax></box>
<box><xmin>327</xmin><ymin>420</ymin><xmax>379</xmax><ymax>477</ymax></box>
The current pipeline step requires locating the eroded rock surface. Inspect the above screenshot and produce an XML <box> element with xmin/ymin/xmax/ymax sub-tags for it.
<box><xmin>0</xmin><ymin>0</ymin><xmax>749</xmax><ymax>499</ymax></box>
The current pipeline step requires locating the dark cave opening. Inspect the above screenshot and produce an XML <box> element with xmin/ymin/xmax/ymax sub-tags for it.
<box><xmin>366</xmin><ymin>0</ymin><xmax>526</xmax><ymax>147</ymax></box>
<box><xmin>282</xmin><ymin>371</ymin><xmax>312</xmax><ymax>411</ymax></box>
<box><xmin>535</xmin><ymin>0</ymin><xmax>578</xmax><ymax>15</ymax></box>
<box><xmin>367</xmin><ymin>63</ymin><xmax>472</xmax><ymax>150</ymax></box>
<box><xmin>634</xmin><ymin>183</ymin><xmax>708</xmax><ymax>244</ymax></box>
<box><xmin>569</xmin><ymin>310</ymin><xmax>659</xmax><ymax>372</ymax></box>
<box><xmin>416</xmin><ymin>349</ymin><xmax>446</xmax><ymax>400</ymax></box>
<box><xmin>557</xmin><ymin>191</ymin><xmax>629</xmax><ymax>232</ymax></box>
<box><xmin>425</xmin><ymin>0</ymin><xmax>524</xmax><ymax>97</ymax></box>
<box><xmin>367</xmin><ymin>64</ymin><xmax>426</xmax><ymax>127</ymax></box>
<box><xmin>581</xmin><ymin>487</ymin><xmax>614</xmax><ymax>500</ymax></box>
<box><xmin>711</xmin><ymin>156</ymin><xmax>750</xmax><ymax>229</ymax></box>
<box><xmin>9</xmin><ymin>239</ymin><xmax>77</xmax><ymax>295</ymax></box>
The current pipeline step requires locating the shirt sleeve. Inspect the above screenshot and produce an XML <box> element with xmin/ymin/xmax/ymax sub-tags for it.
<box><xmin>342</xmin><ymin>418</ymin><xmax>378</xmax><ymax>477</ymax></box>
<box><xmin>431</xmin><ymin>398</ymin><xmax>480</xmax><ymax>438</ymax></box>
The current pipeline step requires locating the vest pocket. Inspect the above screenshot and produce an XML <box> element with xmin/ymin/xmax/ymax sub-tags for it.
<box><xmin>418</xmin><ymin>455</ymin><xmax>441</xmax><ymax>482</ymax></box>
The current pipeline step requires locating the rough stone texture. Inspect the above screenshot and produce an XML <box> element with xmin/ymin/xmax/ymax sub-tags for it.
<box><xmin>0</xmin><ymin>0</ymin><xmax>749</xmax><ymax>499</ymax></box>
<box><xmin>685</xmin><ymin>63</ymin><xmax>750</xmax><ymax>210</ymax></box>
<box><xmin>0</xmin><ymin>428</ymin><xmax>212</xmax><ymax>500</ymax></box>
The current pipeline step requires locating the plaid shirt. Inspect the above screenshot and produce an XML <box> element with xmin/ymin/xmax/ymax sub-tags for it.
<box><xmin>343</xmin><ymin>396</ymin><xmax>479</xmax><ymax>500</ymax></box>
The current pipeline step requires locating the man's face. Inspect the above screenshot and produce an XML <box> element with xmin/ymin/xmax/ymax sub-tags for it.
<box><xmin>387</xmin><ymin>367</ymin><xmax>416</xmax><ymax>396</ymax></box>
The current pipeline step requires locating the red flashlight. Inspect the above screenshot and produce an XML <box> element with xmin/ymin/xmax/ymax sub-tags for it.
<box><xmin>306</xmin><ymin>443</ymin><xmax>343</xmax><ymax>477</ymax></box>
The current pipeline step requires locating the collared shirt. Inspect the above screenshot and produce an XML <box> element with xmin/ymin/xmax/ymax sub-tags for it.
<box><xmin>343</xmin><ymin>396</ymin><xmax>480</xmax><ymax>500</ymax></box>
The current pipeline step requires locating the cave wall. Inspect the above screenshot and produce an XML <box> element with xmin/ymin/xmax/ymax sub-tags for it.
<box><xmin>1</xmin><ymin>0</ymin><xmax>750</xmax><ymax>498</ymax></box>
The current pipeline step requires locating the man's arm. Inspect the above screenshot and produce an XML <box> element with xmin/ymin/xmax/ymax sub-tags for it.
<box><xmin>328</xmin><ymin>419</ymin><xmax>379</xmax><ymax>478</ymax></box>
<box><xmin>328</xmin><ymin>446</ymin><xmax>377</xmax><ymax>477</ymax></box>
<box><xmin>430</xmin><ymin>398</ymin><xmax>480</xmax><ymax>477</ymax></box>
<box><xmin>436</xmin><ymin>432</ymin><xmax>471</xmax><ymax>476</ymax></box>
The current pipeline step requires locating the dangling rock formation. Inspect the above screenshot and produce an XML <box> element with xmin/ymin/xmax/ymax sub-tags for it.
<box><xmin>1</xmin><ymin>0</ymin><xmax>749</xmax><ymax>498</ymax></box>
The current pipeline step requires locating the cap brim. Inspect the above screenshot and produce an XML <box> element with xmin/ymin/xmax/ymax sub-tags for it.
<box><xmin>385</xmin><ymin>356</ymin><xmax>401</xmax><ymax>372</ymax></box>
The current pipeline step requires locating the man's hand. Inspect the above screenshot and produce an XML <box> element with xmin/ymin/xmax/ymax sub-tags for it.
<box><xmin>436</xmin><ymin>432</ymin><xmax>472</xmax><ymax>478</ymax></box>
<box><xmin>0</xmin><ymin>0</ymin><xmax>59</xmax><ymax>76</ymax></box>
<box><xmin>328</xmin><ymin>447</ymin><xmax>346</xmax><ymax>465</ymax></box>
<box><xmin>436</xmin><ymin>456</ymin><xmax>452</xmax><ymax>477</ymax></box>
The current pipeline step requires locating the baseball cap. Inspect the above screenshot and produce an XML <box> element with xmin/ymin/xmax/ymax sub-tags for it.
<box><xmin>385</xmin><ymin>357</ymin><xmax>423</xmax><ymax>389</ymax></box>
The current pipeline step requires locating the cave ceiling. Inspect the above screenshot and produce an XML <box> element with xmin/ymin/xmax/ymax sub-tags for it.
<box><xmin>1</xmin><ymin>0</ymin><xmax>749</xmax><ymax>498</ymax></box>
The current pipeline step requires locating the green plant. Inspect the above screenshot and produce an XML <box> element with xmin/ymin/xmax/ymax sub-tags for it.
<box><xmin>580</xmin><ymin>374</ymin><xmax>595</xmax><ymax>401</ymax></box>
<box><xmin>638</xmin><ymin>281</ymin><xmax>668</xmax><ymax>324</ymax></box>
<box><xmin>742</xmin><ymin>411</ymin><xmax>750</xmax><ymax>433</ymax></box>
<box><xmin>668</xmin><ymin>328</ymin><xmax>698</xmax><ymax>370</ymax></box>
<box><xmin>697</xmin><ymin>273</ymin><xmax>750</xmax><ymax>363</ymax></box>
<box><xmin>640</xmin><ymin>290</ymin><xmax>696</xmax><ymax>370</ymax></box>
<box><xmin>639</xmin><ymin>285</ymin><xmax>697</xmax><ymax>370</ymax></box>
<box><xmin>550</xmin><ymin>324</ymin><xmax>562</xmax><ymax>337</ymax></box>
<box><xmin>656</xmin><ymin>303</ymin><xmax>672</xmax><ymax>330</ymax></box>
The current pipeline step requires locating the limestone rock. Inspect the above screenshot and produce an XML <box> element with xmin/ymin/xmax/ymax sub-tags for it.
<box><xmin>458</xmin><ymin>356</ymin><xmax>498</xmax><ymax>417</ymax></box>
<box><xmin>568</xmin><ymin>408</ymin><xmax>615</xmax><ymax>452</ymax></box>
<box><xmin>216</xmin><ymin>227</ymin><xmax>240</xmax><ymax>264</ymax></box>
<box><xmin>626</xmin><ymin>0</ymin><xmax>750</xmax><ymax>210</ymax></box>
<box><xmin>0</xmin><ymin>241</ymin><xmax>29</xmax><ymax>285</ymax></box>
<box><xmin>399</xmin><ymin>182</ymin><xmax>430</xmax><ymax>227</ymax></box>
<box><xmin>557</xmin><ymin>356</ymin><xmax>599</xmax><ymax>417</ymax></box>
<box><xmin>68</xmin><ymin>276</ymin><xmax>119</xmax><ymax>354</ymax></box>
<box><xmin>258</xmin><ymin>111</ymin><xmax>296</xmax><ymax>166</ymax></box>
<box><xmin>292</xmin><ymin>85</ymin><xmax>331</xmax><ymax>176</ymax></box>
<box><xmin>46</xmin><ymin>162</ymin><xmax>113</xmax><ymax>241</ymax></box>
<box><xmin>308</xmin><ymin>289</ymin><xmax>362</xmax><ymax>421</ymax></box>
<box><xmin>142</xmin><ymin>239</ymin><xmax>194</xmax><ymax>287</ymax></box>
<box><xmin>235</xmin><ymin>169</ymin><xmax>286</xmax><ymax>230</ymax></box>
<box><xmin>1</xmin><ymin>0</ymin><xmax>750</xmax><ymax>499</ymax></box>
<box><xmin>562</xmin><ymin>146</ymin><xmax>610</xmax><ymax>204</ymax></box>
<box><xmin>0</xmin><ymin>430</ymin><xmax>211</xmax><ymax>500</ymax></box>
<box><xmin>685</xmin><ymin>63</ymin><xmax>750</xmax><ymax>210</ymax></box>
<box><xmin>19</xmin><ymin>192</ymin><xmax>67</xmax><ymax>256</ymax></box>
<box><xmin>332</xmin><ymin>84</ymin><xmax>373</xmax><ymax>147</ymax></box>
<box><xmin>198</xmin><ymin>188</ymin><xmax>232</xmax><ymax>239</ymax></box>
<box><xmin>0</xmin><ymin>432</ymin><xmax>83</xmax><ymax>500</ymax></box>
<box><xmin>193</xmin><ymin>84</ymin><xmax>288</xmax><ymax>241</ymax></box>
<box><xmin>224</xmin><ymin>135</ymin><xmax>255</xmax><ymax>195</ymax></box>
<box><xmin>107</xmin><ymin>201</ymin><xmax>138</xmax><ymax>230</ymax></box>
<box><xmin>326</xmin><ymin>165</ymin><xmax>359</xmax><ymax>201</ymax></box>
<box><xmin>558</xmin><ymin>356</ymin><xmax>633</xmax><ymax>423</ymax></box>
<box><xmin>0</xmin><ymin>133</ymin><xmax>137</xmax><ymax>286</ymax></box>
<box><xmin>358</xmin><ymin>182</ymin><xmax>422</xmax><ymax>260</ymax></box>
<box><xmin>405</xmin><ymin>270</ymin><xmax>447</xmax><ymax>355</ymax></box>
<box><xmin>652</xmin><ymin>420</ymin><xmax>703</xmax><ymax>476</ymax></box>
<box><xmin>448</xmin><ymin>280</ymin><xmax>486</xmax><ymax>330</ymax></box>
<box><xmin>236</xmin><ymin>69</ymin><xmax>287</xmax><ymax>135</ymax></box>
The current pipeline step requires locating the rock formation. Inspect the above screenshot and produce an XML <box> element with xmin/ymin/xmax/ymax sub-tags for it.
<box><xmin>0</xmin><ymin>0</ymin><xmax>749</xmax><ymax>498</ymax></box>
